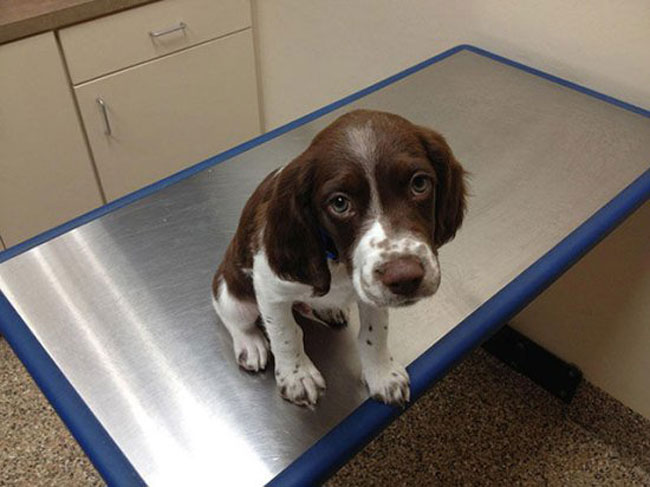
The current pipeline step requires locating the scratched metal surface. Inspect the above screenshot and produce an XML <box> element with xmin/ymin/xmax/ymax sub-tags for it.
<box><xmin>1</xmin><ymin>50</ymin><xmax>649</xmax><ymax>486</ymax></box>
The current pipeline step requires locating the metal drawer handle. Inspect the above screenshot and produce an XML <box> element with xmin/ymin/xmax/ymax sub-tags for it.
<box><xmin>149</xmin><ymin>22</ymin><xmax>187</xmax><ymax>39</ymax></box>
<box><xmin>97</xmin><ymin>97</ymin><xmax>111</xmax><ymax>136</ymax></box>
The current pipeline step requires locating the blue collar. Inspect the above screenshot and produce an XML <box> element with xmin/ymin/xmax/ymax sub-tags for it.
<box><xmin>318</xmin><ymin>227</ymin><xmax>339</xmax><ymax>261</ymax></box>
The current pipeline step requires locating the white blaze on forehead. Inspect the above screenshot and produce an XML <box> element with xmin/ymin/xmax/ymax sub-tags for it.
<box><xmin>346</xmin><ymin>122</ymin><xmax>376</xmax><ymax>162</ymax></box>
<box><xmin>346</xmin><ymin>121</ymin><xmax>382</xmax><ymax>219</ymax></box>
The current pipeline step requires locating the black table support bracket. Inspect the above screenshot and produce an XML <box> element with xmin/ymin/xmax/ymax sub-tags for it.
<box><xmin>483</xmin><ymin>324</ymin><xmax>583</xmax><ymax>404</ymax></box>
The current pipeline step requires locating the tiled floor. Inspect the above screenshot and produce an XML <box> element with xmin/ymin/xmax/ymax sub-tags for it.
<box><xmin>1</xmin><ymin>337</ymin><xmax>648</xmax><ymax>486</ymax></box>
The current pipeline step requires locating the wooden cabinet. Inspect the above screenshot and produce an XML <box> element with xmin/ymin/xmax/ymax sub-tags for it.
<box><xmin>0</xmin><ymin>32</ymin><xmax>103</xmax><ymax>247</ymax></box>
<box><xmin>1</xmin><ymin>0</ymin><xmax>261</xmax><ymax>242</ymax></box>
<box><xmin>74</xmin><ymin>29</ymin><xmax>260</xmax><ymax>200</ymax></box>
<box><xmin>63</xmin><ymin>0</ymin><xmax>261</xmax><ymax>201</ymax></box>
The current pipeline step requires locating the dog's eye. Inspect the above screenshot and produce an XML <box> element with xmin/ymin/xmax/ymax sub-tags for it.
<box><xmin>410</xmin><ymin>174</ymin><xmax>432</xmax><ymax>196</ymax></box>
<box><xmin>329</xmin><ymin>194</ymin><xmax>352</xmax><ymax>215</ymax></box>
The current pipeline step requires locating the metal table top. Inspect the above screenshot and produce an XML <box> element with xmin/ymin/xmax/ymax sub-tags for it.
<box><xmin>1</xmin><ymin>46</ymin><xmax>649</xmax><ymax>486</ymax></box>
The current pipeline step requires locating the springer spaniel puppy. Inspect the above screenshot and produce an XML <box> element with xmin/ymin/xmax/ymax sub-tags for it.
<box><xmin>212</xmin><ymin>109</ymin><xmax>467</xmax><ymax>407</ymax></box>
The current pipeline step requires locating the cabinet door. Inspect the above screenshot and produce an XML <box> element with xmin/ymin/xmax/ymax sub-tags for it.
<box><xmin>75</xmin><ymin>29</ymin><xmax>261</xmax><ymax>201</ymax></box>
<box><xmin>0</xmin><ymin>32</ymin><xmax>103</xmax><ymax>247</ymax></box>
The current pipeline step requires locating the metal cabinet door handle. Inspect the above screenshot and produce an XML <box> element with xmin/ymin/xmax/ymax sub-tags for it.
<box><xmin>149</xmin><ymin>22</ymin><xmax>187</xmax><ymax>39</ymax></box>
<box><xmin>97</xmin><ymin>97</ymin><xmax>111</xmax><ymax>136</ymax></box>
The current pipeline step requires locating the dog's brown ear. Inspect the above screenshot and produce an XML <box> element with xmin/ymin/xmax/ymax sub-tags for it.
<box><xmin>417</xmin><ymin>127</ymin><xmax>468</xmax><ymax>246</ymax></box>
<box><xmin>264</xmin><ymin>152</ymin><xmax>331</xmax><ymax>296</ymax></box>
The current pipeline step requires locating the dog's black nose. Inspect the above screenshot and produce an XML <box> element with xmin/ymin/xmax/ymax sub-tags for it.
<box><xmin>376</xmin><ymin>257</ymin><xmax>424</xmax><ymax>296</ymax></box>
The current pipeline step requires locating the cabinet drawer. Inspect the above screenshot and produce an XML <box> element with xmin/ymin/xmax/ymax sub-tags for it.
<box><xmin>75</xmin><ymin>29</ymin><xmax>260</xmax><ymax>201</ymax></box>
<box><xmin>60</xmin><ymin>0</ymin><xmax>251</xmax><ymax>84</ymax></box>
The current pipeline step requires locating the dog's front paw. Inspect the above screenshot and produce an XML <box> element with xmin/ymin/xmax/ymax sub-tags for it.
<box><xmin>275</xmin><ymin>355</ymin><xmax>326</xmax><ymax>407</ymax></box>
<box><xmin>362</xmin><ymin>361</ymin><xmax>411</xmax><ymax>407</ymax></box>
<box><xmin>232</xmin><ymin>329</ymin><xmax>269</xmax><ymax>372</ymax></box>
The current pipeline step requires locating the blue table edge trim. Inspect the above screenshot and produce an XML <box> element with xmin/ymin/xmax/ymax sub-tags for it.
<box><xmin>0</xmin><ymin>44</ymin><xmax>647</xmax><ymax>486</ymax></box>
<box><xmin>0</xmin><ymin>294</ymin><xmax>146</xmax><ymax>486</ymax></box>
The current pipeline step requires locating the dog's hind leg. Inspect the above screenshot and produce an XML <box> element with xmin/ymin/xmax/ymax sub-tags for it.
<box><xmin>292</xmin><ymin>303</ymin><xmax>349</xmax><ymax>329</ymax></box>
<box><xmin>212</xmin><ymin>277</ymin><xmax>269</xmax><ymax>372</ymax></box>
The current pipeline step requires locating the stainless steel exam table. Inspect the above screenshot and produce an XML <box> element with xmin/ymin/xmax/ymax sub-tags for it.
<box><xmin>1</xmin><ymin>45</ymin><xmax>649</xmax><ymax>487</ymax></box>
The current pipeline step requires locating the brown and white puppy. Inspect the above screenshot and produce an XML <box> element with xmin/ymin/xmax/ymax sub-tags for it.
<box><xmin>212</xmin><ymin>109</ymin><xmax>467</xmax><ymax>407</ymax></box>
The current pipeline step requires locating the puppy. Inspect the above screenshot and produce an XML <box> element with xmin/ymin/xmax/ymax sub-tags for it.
<box><xmin>212</xmin><ymin>109</ymin><xmax>467</xmax><ymax>407</ymax></box>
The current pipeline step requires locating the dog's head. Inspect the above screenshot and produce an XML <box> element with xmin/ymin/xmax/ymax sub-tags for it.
<box><xmin>265</xmin><ymin>109</ymin><xmax>467</xmax><ymax>307</ymax></box>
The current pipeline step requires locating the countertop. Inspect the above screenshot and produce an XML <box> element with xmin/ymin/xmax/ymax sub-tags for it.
<box><xmin>0</xmin><ymin>0</ymin><xmax>157</xmax><ymax>44</ymax></box>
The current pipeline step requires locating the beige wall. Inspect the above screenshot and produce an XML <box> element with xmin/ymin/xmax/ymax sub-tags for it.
<box><xmin>253</xmin><ymin>1</ymin><xmax>650</xmax><ymax>418</ymax></box>
<box><xmin>463</xmin><ymin>0</ymin><xmax>650</xmax><ymax>120</ymax></box>
<box><xmin>254</xmin><ymin>0</ymin><xmax>650</xmax><ymax>130</ymax></box>
<box><xmin>512</xmin><ymin>202</ymin><xmax>650</xmax><ymax>419</ymax></box>
<box><xmin>253</xmin><ymin>0</ymin><xmax>463</xmax><ymax>129</ymax></box>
